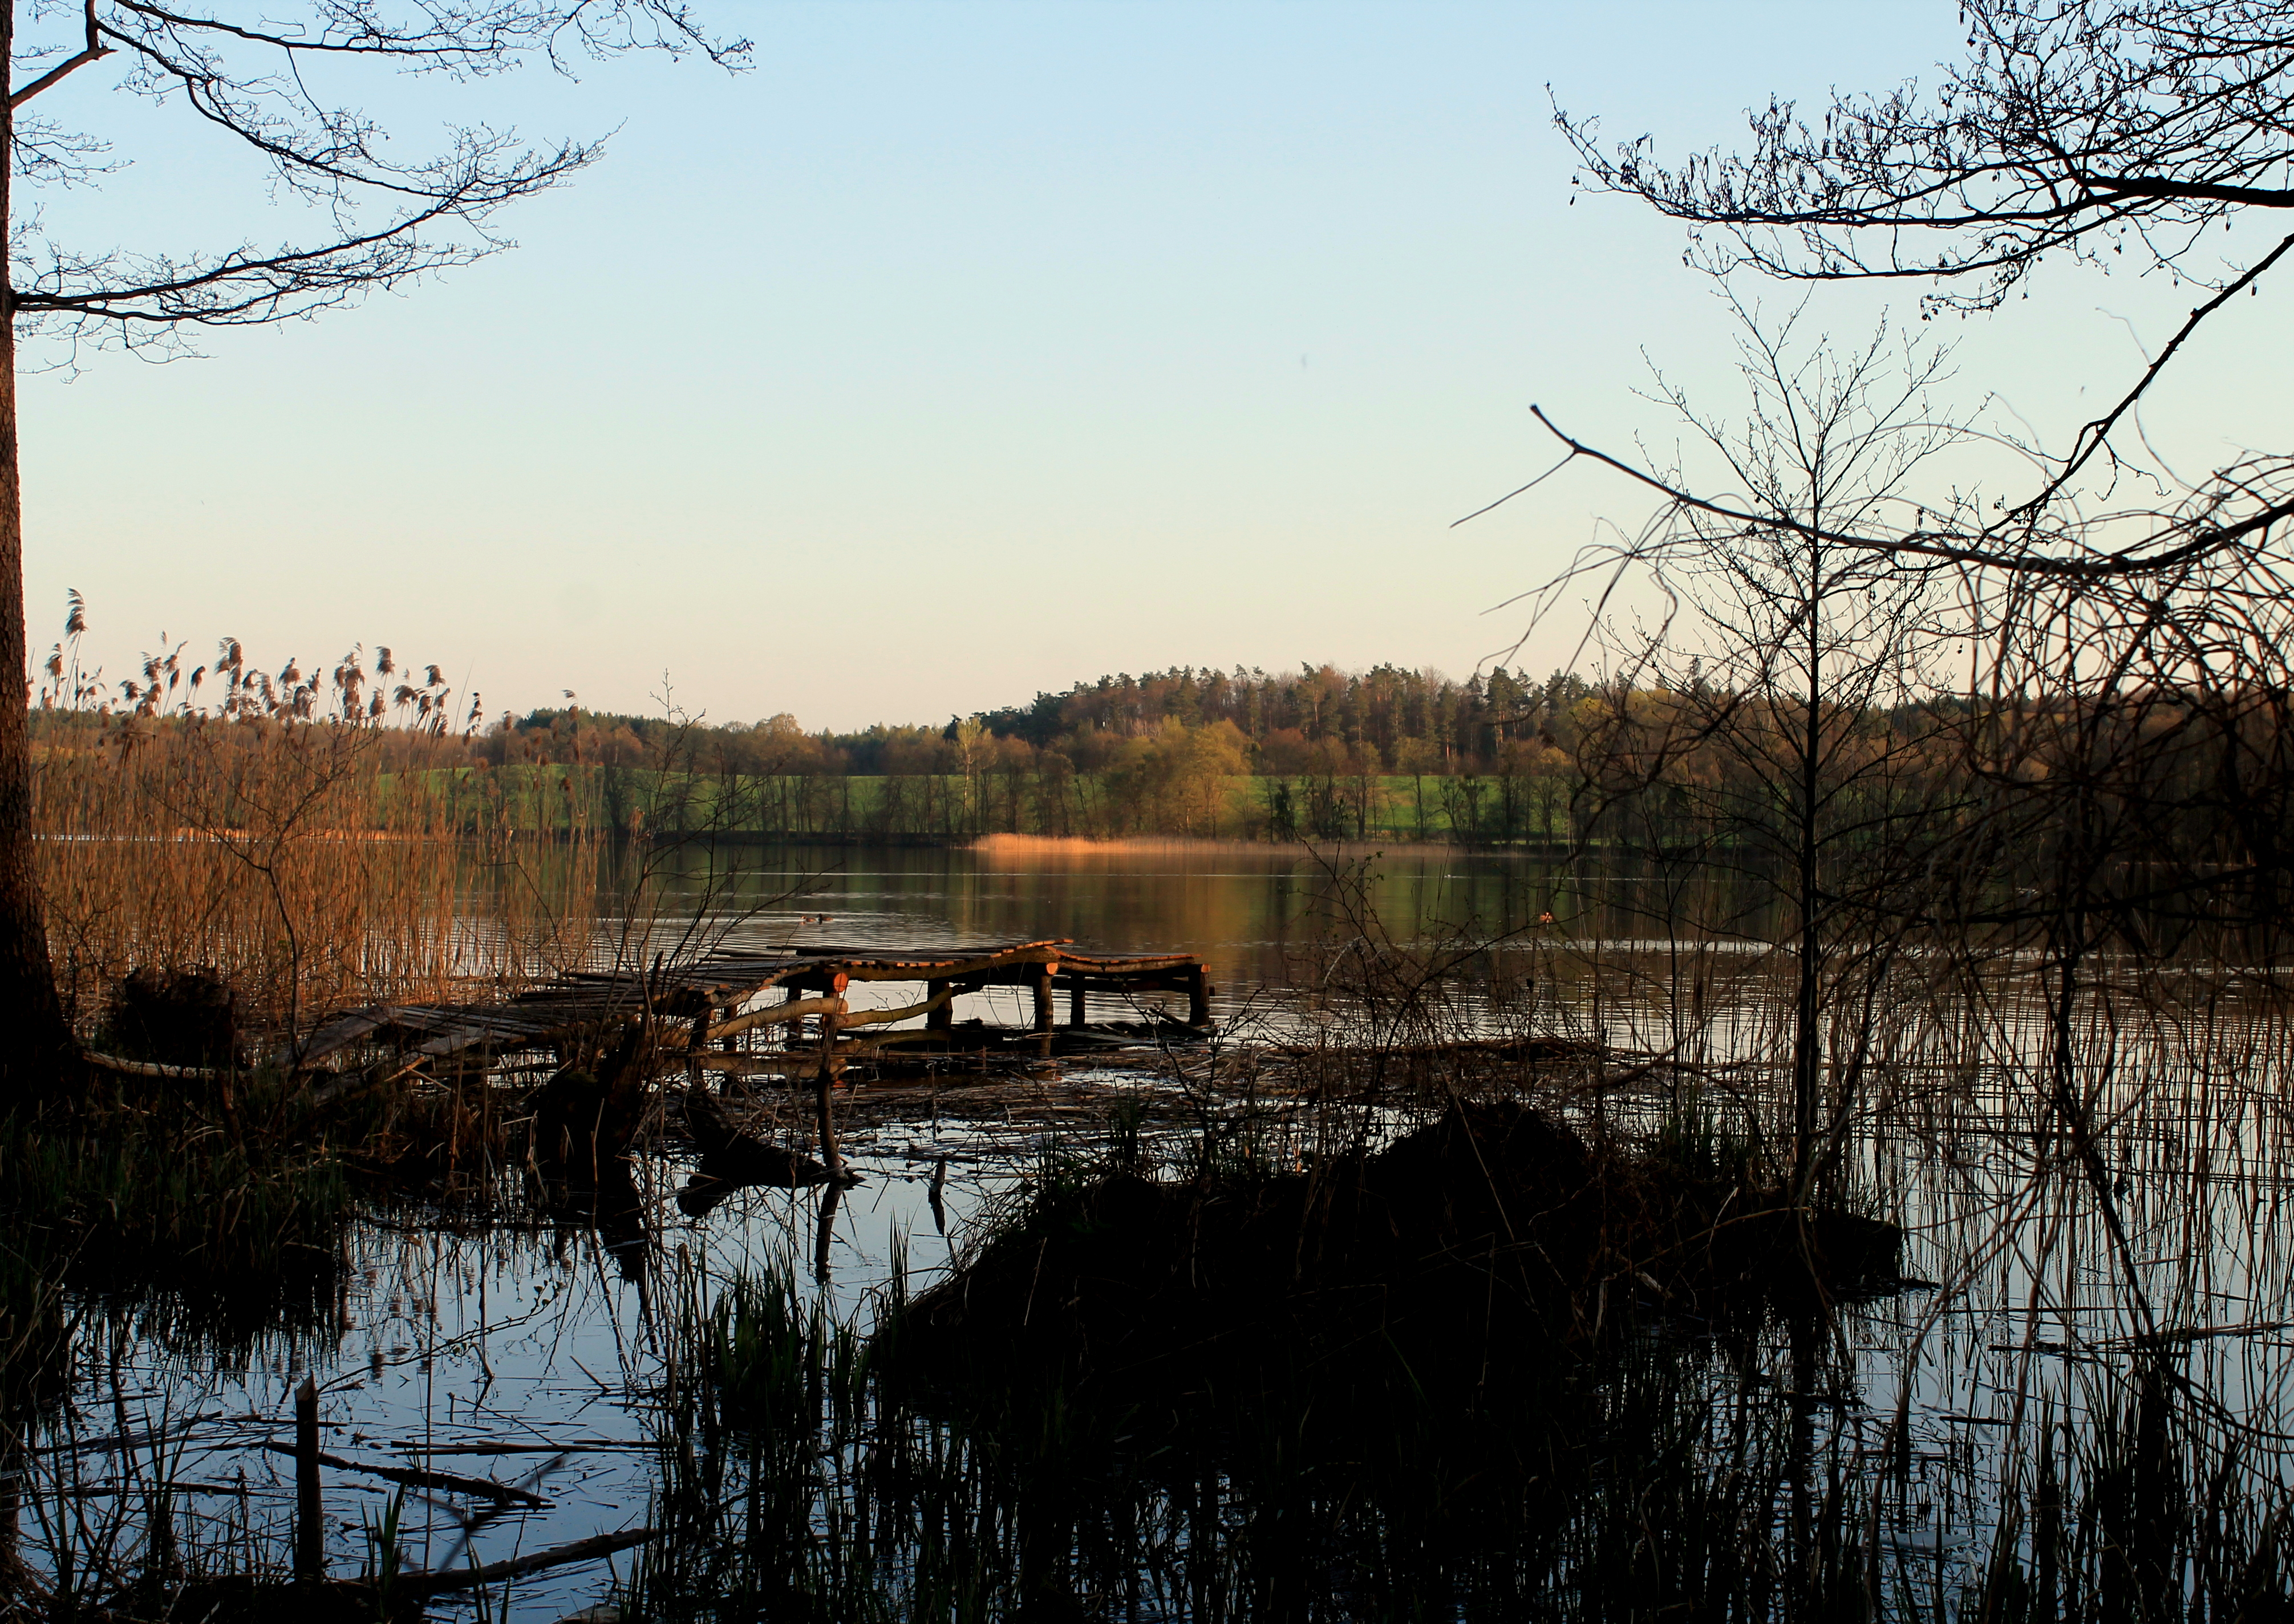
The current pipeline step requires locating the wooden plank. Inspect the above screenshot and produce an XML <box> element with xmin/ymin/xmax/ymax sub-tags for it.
<box><xmin>1060</xmin><ymin>953</ymin><xmax>1199</xmax><ymax>974</ymax></box>
<box><xmin>801</xmin><ymin>941</ymin><xmax>1074</xmax><ymax>982</ymax></box>
<box><xmin>412</xmin><ymin>1028</ymin><xmax>505</xmax><ymax>1058</ymax></box>
<box><xmin>273</xmin><ymin>1006</ymin><xmax>393</xmax><ymax>1071</ymax></box>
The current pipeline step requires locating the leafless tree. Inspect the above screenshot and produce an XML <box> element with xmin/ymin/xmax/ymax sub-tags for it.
<box><xmin>0</xmin><ymin>2</ymin><xmax>745</xmax><ymax>1099</ymax></box>
<box><xmin>1549</xmin><ymin>0</ymin><xmax>2294</xmax><ymax>558</ymax></box>
<box><xmin>1548</xmin><ymin>300</ymin><xmax>1968</xmax><ymax>1191</ymax></box>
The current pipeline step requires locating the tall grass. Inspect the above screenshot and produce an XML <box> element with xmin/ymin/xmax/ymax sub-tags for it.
<box><xmin>31</xmin><ymin>677</ymin><xmax>604</xmax><ymax>1034</ymax></box>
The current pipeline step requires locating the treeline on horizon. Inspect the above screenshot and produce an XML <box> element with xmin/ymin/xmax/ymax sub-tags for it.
<box><xmin>502</xmin><ymin>662</ymin><xmax>1595</xmax><ymax>843</ymax></box>
<box><xmin>28</xmin><ymin>638</ymin><xmax>2294</xmax><ymax>902</ymax></box>
<box><xmin>503</xmin><ymin>662</ymin><xmax>1587</xmax><ymax>780</ymax></box>
<box><xmin>33</xmin><ymin>656</ymin><xmax>1598</xmax><ymax>845</ymax></box>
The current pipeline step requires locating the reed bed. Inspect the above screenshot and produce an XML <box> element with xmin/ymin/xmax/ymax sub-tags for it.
<box><xmin>31</xmin><ymin>711</ymin><xmax>607</xmax><ymax>1035</ymax></box>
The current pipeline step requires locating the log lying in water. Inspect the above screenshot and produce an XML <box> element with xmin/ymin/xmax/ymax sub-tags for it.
<box><xmin>680</xmin><ymin>1088</ymin><xmax>830</xmax><ymax>1188</ymax></box>
<box><xmin>398</xmin><ymin>1525</ymin><xmax>652</xmax><ymax>1598</ymax></box>
<box><xmin>700</xmin><ymin>994</ymin><xmax>846</xmax><ymax>1043</ymax></box>
<box><xmin>260</xmin><ymin>1439</ymin><xmax>548</xmax><ymax>1507</ymax></box>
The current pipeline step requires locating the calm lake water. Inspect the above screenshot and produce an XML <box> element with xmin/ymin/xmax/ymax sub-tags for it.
<box><xmin>39</xmin><ymin>842</ymin><xmax>2294</xmax><ymax>1618</ymax></box>
<box><xmin>634</xmin><ymin>839</ymin><xmax>1572</xmax><ymax>1000</ymax></box>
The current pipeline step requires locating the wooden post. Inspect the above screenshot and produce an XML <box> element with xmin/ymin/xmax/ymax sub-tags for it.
<box><xmin>1031</xmin><ymin>964</ymin><xmax>1056</xmax><ymax>1034</ymax></box>
<box><xmin>294</xmin><ymin>1376</ymin><xmax>322</xmax><ymax>1581</ymax></box>
<box><xmin>1186</xmin><ymin>964</ymin><xmax>1211</xmax><ymax>1028</ymax></box>
<box><xmin>815</xmin><ymin>974</ymin><xmax>847</xmax><ymax>1181</ymax></box>
<box><xmin>926</xmin><ymin>979</ymin><xmax>952</xmax><ymax>1030</ymax></box>
<box><xmin>814</xmin><ymin>1179</ymin><xmax>841</xmax><ymax>1284</ymax></box>
<box><xmin>814</xmin><ymin>1046</ymin><xmax>841</xmax><ymax>1176</ymax></box>
<box><xmin>1068</xmin><ymin>973</ymin><xmax>1087</xmax><ymax>1029</ymax></box>
<box><xmin>687</xmin><ymin>1009</ymin><xmax>714</xmax><ymax>1089</ymax></box>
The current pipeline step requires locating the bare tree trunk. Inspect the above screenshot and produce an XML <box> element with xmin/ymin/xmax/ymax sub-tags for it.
<box><xmin>0</xmin><ymin>0</ymin><xmax>77</xmax><ymax>1102</ymax></box>
<box><xmin>1793</xmin><ymin>562</ymin><xmax>1822</xmax><ymax>1192</ymax></box>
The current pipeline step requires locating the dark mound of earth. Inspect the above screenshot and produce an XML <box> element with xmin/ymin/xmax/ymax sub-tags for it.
<box><xmin>894</xmin><ymin>1099</ymin><xmax>1901</xmax><ymax>1406</ymax></box>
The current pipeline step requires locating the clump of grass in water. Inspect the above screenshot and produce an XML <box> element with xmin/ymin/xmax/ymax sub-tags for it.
<box><xmin>632</xmin><ymin>1249</ymin><xmax>911</xmax><ymax>1618</ymax></box>
<box><xmin>626</xmin><ymin>1241</ymin><xmax>1891</xmax><ymax>1614</ymax></box>
<box><xmin>0</xmin><ymin>1077</ymin><xmax>352</xmax><ymax>1353</ymax></box>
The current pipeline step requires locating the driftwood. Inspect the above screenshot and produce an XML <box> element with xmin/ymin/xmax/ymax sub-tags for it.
<box><xmin>261</xmin><ymin>1439</ymin><xmax>549</xmax><ymax>1507</ymax></box>
<box><xmin>397</xmin><ymin>1525</ymin><xmax>654</xmax><ymax>1599</ymax></box>
<box><xmin>83</xmin><ymin>1049</ymin><xmax>226</xmax><ymax>1082</ymax></box>
<box><xmin>700</xmin><ymin>995</ymin><xmax>846</xmax><ymax>1044</ymax></box>
<box><xmin>836</xmin><ymin>986</ymin><xmax>954</xmax><ymax>1029</ymax></box>
<box><xmin>682</xmin><ymin>1052</ymin><xmax>838</xmax><ymax>1078</ymax></box>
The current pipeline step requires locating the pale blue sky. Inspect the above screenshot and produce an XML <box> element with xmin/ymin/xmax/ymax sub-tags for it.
<box><xmin>22</xmin><ymin>3</ymin><xmax>2288</xmax><ymax>730</ymax></box>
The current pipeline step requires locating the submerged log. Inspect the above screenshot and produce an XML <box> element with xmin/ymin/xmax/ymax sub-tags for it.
<box><xmin>261</xmin><ymin>1440</ymin><xmax>549</xmax><ymax>1507</ymax></box>
<box><xmin>400</xmin><ymin>1526</ymin><xmax>654</xmax><ymax>1598</ymax></box>
<box><xmin>680</xmin><ymin>1088</ymin><xmax>831</xmax><ymax>1188</ymax></box>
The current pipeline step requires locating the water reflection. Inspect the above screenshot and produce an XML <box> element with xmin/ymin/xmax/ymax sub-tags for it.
<box><xmin>635</xmin><ymin>840</ymin><xmax>1577</xmax><ymax>987</ymax></box>
<box><xmin>18</xmin><ymin>842</ymin><xmax>2294</xmax><ymax>1618</ymax></box>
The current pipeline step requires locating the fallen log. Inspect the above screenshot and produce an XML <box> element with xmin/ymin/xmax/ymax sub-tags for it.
<box><xmin>398</xmin><ymin>1526</ymin><xmax>653</xmax><ymax>1599</ymax></box>
<box><xmin>84</xmin><ymin>1049</ymin><xmax>226</xmax><ymax>1083</ymax></box>
<box><xmin>261</xmin><ymin>1439</ymin><xmax>549</xmax><ymax>1507</ymax></box>
<box><xmin>683</xmin><ymin>1051</ymin><xmax>863</xmax><ymax>1077</ymax></box>
<box><xmin>699</xmin><ymin>995</ymin><xmax>846</xmax><ymax>1044</ymax></box>
<box><xmin>836</xmin><ymin>985</ymin><xmax>955</xmax><ymax>1029</ymax></box>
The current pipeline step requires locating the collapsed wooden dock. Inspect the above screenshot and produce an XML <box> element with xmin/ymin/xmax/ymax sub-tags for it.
<box><xmin>287</xmin><ymin>940</ymin><xmax>1216</xmax><ymax>1078</ymax></box>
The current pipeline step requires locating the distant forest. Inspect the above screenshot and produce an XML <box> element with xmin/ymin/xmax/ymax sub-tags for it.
<box><xmin>498</xmin><ymin>663</ymin><xmax>1586</xmax><ymax>779</ymax></box>
<box><xmin>35</xmin><ymin>645</ymin><xmax>2283</xmax><ymax>874</ymax></box>
<box><xmin>485</xmin><ymin>663</ymin><xmax>1588</xmax><ymax>845</ymax></box>
<box><xmin>33</xmin><ymin>658</ymin><xmax>1589</xmax><ymax>846</ymax></box>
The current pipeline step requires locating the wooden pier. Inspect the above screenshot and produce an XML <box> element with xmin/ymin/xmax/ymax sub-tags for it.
<box><xmin>287</xmin><ymin>939</ymin><xmax>1216</xmax><ymax>1078</ymax></box>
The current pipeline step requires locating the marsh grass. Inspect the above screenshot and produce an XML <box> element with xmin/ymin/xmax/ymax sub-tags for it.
<box><xmin>2</xmin><ymin>1083</ymin><xmax>348</xmax><ymax>1350</ymax></box>
<box><xmin>614</xmin><ymin>1008</ymin><xmax>2294</xmax><ymax>1621</ymax></box>
<box><xmin>33</xmin><ymin>716</ymin><xmax>609</xmax><ymax>1034</ymax></box>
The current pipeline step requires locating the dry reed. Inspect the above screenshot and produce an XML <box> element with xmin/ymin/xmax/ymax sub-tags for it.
<box><xmin>30</xmin><ymin>624</ymin><xmax>602</xmax><ymax>1036</ymax></box>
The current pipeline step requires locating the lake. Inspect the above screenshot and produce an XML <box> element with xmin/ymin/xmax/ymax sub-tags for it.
<box><xmin>22</xmin><ymin>839</ymin><xmax>2294</xmax><ymax>1619</ymax></box>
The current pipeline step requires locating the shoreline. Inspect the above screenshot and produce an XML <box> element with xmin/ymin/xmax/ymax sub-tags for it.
<box><xmin>646</xmin><ymin>830</ymin><xmax>1574</xmax><ymax>859</ymax></box>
